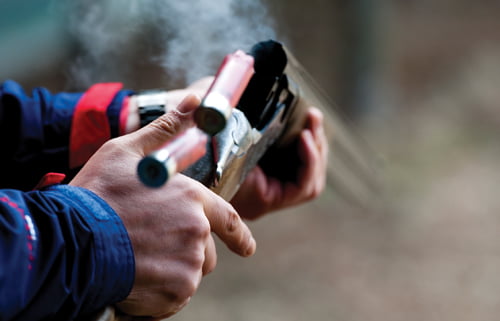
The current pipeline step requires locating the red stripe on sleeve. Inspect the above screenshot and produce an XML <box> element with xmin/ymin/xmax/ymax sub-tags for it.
<box><xmin>69</xmin><ymin>83</ymin><xmax>123</xmax><ymax>168</ymax></box>
<box><xmin>119</xmin><ymin>95</ymin><xmax>130</xmax><ymax>136</ymax></box>
<box><xmin>33</xmin><ymin>173</ymin><xmax>67</xmax><ymax>190</ymax></box>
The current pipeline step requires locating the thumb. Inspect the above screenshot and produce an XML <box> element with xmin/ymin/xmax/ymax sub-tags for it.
<box><xmin>127</xmin><ymin>94</ymin><xmax>201</xmax><ymax>155</ymax></box>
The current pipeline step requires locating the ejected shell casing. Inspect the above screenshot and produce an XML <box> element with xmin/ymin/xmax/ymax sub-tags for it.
<box><xmin>138</xmin><ymin>127</ymin><xmax>208</xmax><ymax>187</ymax></box>
<box><xmin>194</xmin><ymin>50</ymin><xmax>254</xmax><ymax>136</ymax></box>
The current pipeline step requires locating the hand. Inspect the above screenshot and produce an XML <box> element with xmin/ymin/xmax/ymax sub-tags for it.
<box><xmin>230</xmin><ymin>106</ymin><xmax>328</xmax><ymax>220</ymax></box>
<box><xmin>70</xmin><ymin>95</ymin><xmax>255</xmax><ymax>319</ymax></box>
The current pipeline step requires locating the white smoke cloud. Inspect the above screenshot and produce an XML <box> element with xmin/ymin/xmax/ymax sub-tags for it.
<box><xmin>67</xmin><ymin>0</ymin><xmax>277</xmax><ymax>88</ymax></box>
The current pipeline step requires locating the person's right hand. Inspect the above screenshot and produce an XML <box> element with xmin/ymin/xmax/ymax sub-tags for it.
<box><xmin>69</xmin><ymin>95</ymin><xmax>256</xmax><ymax>319</ymax></box>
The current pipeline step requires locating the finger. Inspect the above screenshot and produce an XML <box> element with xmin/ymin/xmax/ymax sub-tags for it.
<box><xmin>305</xmin><ymin>107</ymin><xmax>324</xmax><ymax>130</ymax></box>
<box><xmin>299</xmin><ymin>108</ymin><xmax>328</xmax><ymax>195</ymax></box>
<box><xmin>202</xmin><ymin>193</ymin><xmax>256</xmax><ymax>257</ymax></box>
<box><xmin>232</xmin><ymin>166</ymin><xmax>283</xmax><ymax>219</ymax></box>
<box><xmin>307</xmin><ymin>107</ymin><xmax>329</xmax><ymax>162</ymax></box>
<box><xmin>296</xmin><ymin>128</ymin><xmax>323</xmax><ymax>200</ymax></box>
<box><xmin>308</xmin><ymin>108</ymin><xmax>329</xmax><ymax>192</ymax></box>
<box><xmin>126</xmin><ymin>94</ymin><xmax>201</xmax><ymax>154</ymax></box>
<box><xmin>298</xmin><ymin>129</ymin><xmax>319</xmax><ymax>183</ymax></box>
<box><xmin>202</xmin><ymin>235</ymin><xmax>217</xmax><ymax>275</ymax></box>
<box><xmin>188</xmin><ymin>76</ymin><xmax>215</xmax><ymax>90</ymax></box>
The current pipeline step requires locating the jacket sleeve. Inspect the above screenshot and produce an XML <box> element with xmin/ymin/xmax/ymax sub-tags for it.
<box><xmin>0</xmin><ymin>80</ymin><xmax>133</xmax><ymax>190</ymax></box>
<box><xmin>0</xmin><ymin>184</ymin><xmax>135</xmax><ymax>321</ymax></box>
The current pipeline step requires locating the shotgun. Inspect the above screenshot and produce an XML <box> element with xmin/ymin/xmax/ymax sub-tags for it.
<box><xmin>138</xmin><ymin>39</ymin><xmax>311</xmax><ymax>201</ymax></box>
<box><xmin>92</xmin><ymin>39</ymin><xmax>378</xmax><ymax>321</ymax></box>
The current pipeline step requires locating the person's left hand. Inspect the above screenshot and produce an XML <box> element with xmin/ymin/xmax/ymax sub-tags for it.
<box><xmin>230</xmin><ymin>106</ymin><xmax>328</xmax><ymax>220</ymax></box>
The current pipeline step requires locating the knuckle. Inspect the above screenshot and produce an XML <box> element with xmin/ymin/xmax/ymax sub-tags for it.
<box><xmin>184</xmin><ymin>216</ymin><xmax>211</xmax><ymax>239</ymax></box>
<box><xmin>225</xmin><ymin>210</ymin><xmax>241</xmax><ymax>233</ymax></box>
<box><xmin>174</xmin><ymin>276</ymin><xmax>198</xmax><ymax>302</ymax></box>
<box><xmin>99</xmin><ymin>138</ymin><xmax>129</xmax><ymax>158</ymax></box>
<box><xmin>101</xmin><ymin>138</ymin><xmax>121</xmax><ymax>152</ymax></box>
<box><xmin>178</xmin><ymin>217</ymin><xmax>211</xmax><ymax>249</ymax></box>
<box><xmin>151</xmin><ymin>113</ymin><xmax>181</xmax><ymax>136</ymax></box>
<box><xmin>160</xmin><ymin>273</ymin><xmax>198</xmax><ymax>305</ymax></box>
<box><xmin>183</xmin><ymin>184</ymin><xmax>204</xmax><ymax>202</ymax></box>
<box><xmin>180</xmin><ymin>281</ymin><xmax>197</xmax><ymax>300</ymax></box>
<box><xmin>150</xmin><ymin>110</ymin><xmax>193</xmax><ymax>140</ymax></box>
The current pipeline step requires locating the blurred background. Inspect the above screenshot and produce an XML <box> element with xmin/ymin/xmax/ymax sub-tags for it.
<box><xmin>2</xmin><ymin>0</ymin><xmax>500</xmax><ymax>320</ymax></box>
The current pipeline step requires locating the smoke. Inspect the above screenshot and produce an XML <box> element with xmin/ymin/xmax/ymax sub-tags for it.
<box><xmin>66</xmin><ymin>0</ymin><xmax>277</xmax><ymax>89</ymax></box>
<box><xmin>145</xmin><ymin>0</ymin><xmax>277</xmax><ymax>84</ymax></box>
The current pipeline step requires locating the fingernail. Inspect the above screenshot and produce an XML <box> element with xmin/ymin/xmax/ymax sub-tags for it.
<box><xmin>177</xmin><ymin>94</ymin><xmax>201</xmax><ymax>114</ymax></box>
<box><xmin>245</xmin><ymin>236</ymin><xmax>257</xmax><ymax>256</ymax></box>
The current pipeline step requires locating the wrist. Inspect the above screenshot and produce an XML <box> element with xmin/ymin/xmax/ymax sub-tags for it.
<box><xmin>122</xmin><ymin>91</ymin><xmax>169</xmax><ymax>134</ymax></box>
<box><xmin>123</xmin><ymin>96</ymin><xmax>140</xmax><ymax>134</ymax></box>
<box><xmin>136</xmin><ymin>90</ymin><xmax>168</xmax><ymax>127</ymax></box>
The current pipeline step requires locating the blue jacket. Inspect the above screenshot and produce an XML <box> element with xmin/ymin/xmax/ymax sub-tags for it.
<box><xmin>0</xmin><ymin>81</ymin><xmax>135</xmax><ymax>320</ymax></box>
